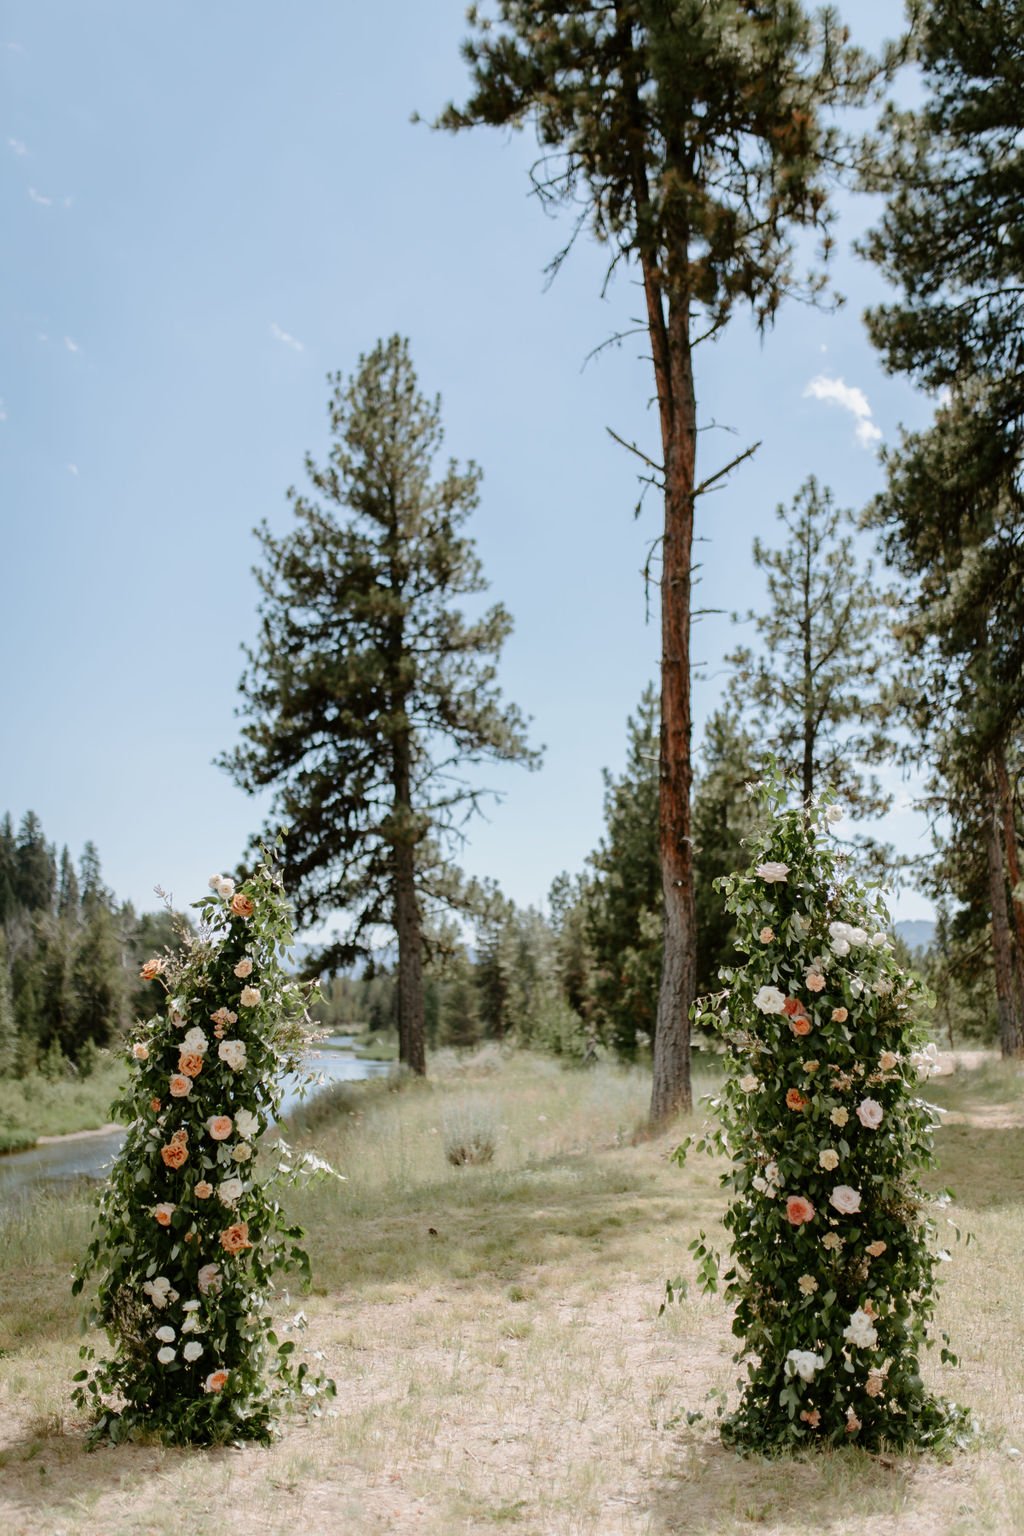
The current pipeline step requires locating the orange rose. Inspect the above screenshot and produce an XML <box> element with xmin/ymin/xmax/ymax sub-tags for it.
<box><xmin>786</xmin><ymin>1088</ymin><xmax>807</xmax><ymax>1111</ymax></box>
<box><xmin>231</xmin><ymin>893</ymin><xmax>255</xmax><ymax>918</ymax></box>
<box><xmin>161</xmin><ymin>1141</ymin><xmax>188</xmax><ymax>1169</ymax></box>
<box><xmin>220</xmin><ymin>1221</ymin><xmax>252</xmax><ymax>1255</ymax></box>
<box><xmin>140</xmin><ymin>957</ymin><xmax>165</xmax><ymax>981</ymax></box>
<box><xmin>169</xmin><ymin>1074</ymin><xmax>192</xmax><ymax>1099</ymax></box>
<box><xmin>790</xmin><ymin>1016</ymin><xmax>812</xmax><ymax>1036</ymax></box>
<box><xmin>785</xmin><ymin>1195</ymin><xmax>815</xmax><ymax>1225</ymax></box>
<box><xmin>178</xmin><ymin>1052</ymin><xmax>204</xmax><ymax>1078</ymax></box>
<box><xmin>150</xmin><ymin>1097</ymin><xmax>161</xmax><ymax>1113</ymax></box>
<box><xmin>204</xmin><ymin>1369</ymin><xmax>229</xmax><ymax>1393</ymax></box>
<box><xmin>782</xmin><ymin>998</ymin><xmax>803</xmax><ymax>1016</ymax></box>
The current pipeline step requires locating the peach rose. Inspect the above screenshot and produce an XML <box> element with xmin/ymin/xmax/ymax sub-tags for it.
<box><xmin>831</xmin><ymin>1007</ymin><xmax>849</xmax><ymax>1023</ymax></box>
<box><xmin>160</xmin><ymin>1141</ymin><xmax>188</xmax><ymax>1169</ymax></box>
<box><xmin>879</xmin><ymin>1050</ymin><xmax>898</xmax><ymax>1071</ymax></box>
<box><xmin>198</xmin><ymin>1262</ymin><xmax>222</xmax><ymax>1294</ymax></box>
<box><xmin>866</xmin><ymin>1240</ymin><xmax>887</xmax><ymax>1258</ymax></box>
<box><xmin>132</xmin><ymin>1042</ymin><xmax>149</xmax><ymax>1061</ymax></box>
<box><xmin>233</xmin><ymin>957</ymin><xmax>253</xmax><ymax>978</ymax></box>
<box><xmin>804</xmin><ymin>1060</ymin><xmax>820</xmax><ymax>1074</ymax></box>
<box><xmin>785</xmin><ymin>1195</ymin><xmax>815</xmax><ymax>1225</ymax></box>
<box><xmin>178</xmin><ymin>1052</ymin><xmax>204</xmax><ymax>1079</ymax></box>
<box><xmin>170</xmin><ymin>1128</ymin><xmax>188</xmax><ymax>1146</ymax></box>
<box><xmin>154</xmin><ymin>1202</ymin><xmax>176</xmax><ymax>1226</ymax></box>
<box><xmin>865</xmin><ymin>1370</ymin><xmax>885</xmax><ymax>1398</ymax></box>
<box><xmin>207</xmin><ymin>1115</ymin><xmax>233</xmax><ymax>1141</ymax></box>
<box><xmin>759</xmin><ymin>926</ymin><xmax>774</xmax><ymax>942</ymax></box>
<box><xmin>785</xmin><ymin>1088</ymin><xmax>807</xmax><ymax>1112</ymax></box>
<box><xmin>204</xmin><ymin>1369</ymin><xmax>229</xmax><ymax>1393</ymax></box>
<box><xmin>790</xmin><ymin>1015</ymin><xmax>812</xmax><ymax>1036</ymax></box>
<box><xmin>210</xmin><ymin>1007</ymin><xmax>237</xmax><ymax>1026</ymax></box>
<box><xmin>194</xmin><ymin>1180</ymin><xmax>214</xmax><ymax>1199</ymax></box>
<box><xmin>140</xmin><ymin>958</ymin><xmax>165</xmax><ymax>981</ymax></box>
<box><xmin>220</xmin><ymin>1221</ymin><xmax>252</xmax><ymax>1255</ymax></box>
<box><xmin>806</xmin><ymin>971</ymin><xmax>826</xmax><ymax>993</ymax></box>
<box><xmin>846</xmin><ymin>1409</ymin><xmax>861</xmax><ymax>1433</ymax></box>
<box><xmin>239</xmin><ymin>986</ymin><xmax>261</xmax><ymax>1008</ymax></box>
<box><xmin>231</xmin><ymin>893</ymin><xmax>255</xmax><ymax>918</ymax></box>
<box><xmin>169</xmin><ymin>1074</ymin><xmax>192</xmax><ymax>1099</ymax></box>
<box><xmin>150</xmin><ymin>1097</ymin><xmax>161</xmax><ymax>1113</ymax></box>
<box><xmin>800</xmin><ymin>1408</ymin><xmax>821</xmax><ymax>1427</ymax></box>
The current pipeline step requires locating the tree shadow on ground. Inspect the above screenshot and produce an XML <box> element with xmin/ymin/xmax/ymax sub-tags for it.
<box><xmin>931</xmin><ymin>1123</ymin><xmax>1024</xmax><ymax>1212</ymax></box>
<box><xmin>644</xmin><ymin>1434</ymin><xmax>952</xmax><ymax>1534</ymax></box>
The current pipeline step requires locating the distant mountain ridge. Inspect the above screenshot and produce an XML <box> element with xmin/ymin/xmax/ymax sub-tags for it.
<box><xmin>894</xmin><ymin>919</ymin><xmax>936</xmax><ymax>955</ymax></box>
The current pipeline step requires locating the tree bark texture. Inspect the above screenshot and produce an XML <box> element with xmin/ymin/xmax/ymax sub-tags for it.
<box><xmin>985</xmin><ymin>773</ymin><xmax>1024</xmax><ymax>1058</ymax></box>
<box><xmin>392</xmin><ymin>733</ymin><xmax>427</xmax><ymax>1076</ymax></box>
<box><xmin>649</xmin><ymin>294</ymin><xmax>697</xmax><ymax>1125</ymax></box>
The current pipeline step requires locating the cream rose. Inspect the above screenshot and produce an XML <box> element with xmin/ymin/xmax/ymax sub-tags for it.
<box><xmin>830</xmin><ymin>1107</ymin><xmax>849</xmax><ymax>1127</ymax></box>
<box><xmin>231</xmin><ymin>1143</ymin><xmax>253</xmax><ymax>1163</ymax></box>
<box><xmin>755</xmin><ymin>861</ymin><xmax>790</xmax><ymax>883</ymax></box>
<box><xmin>819</xmin><ymin>1148</ymin><xmax>839</xmax><ymax>1171</ymax></box>
<box><xmin>218</xmin><ymin>1038</ymin><xmax>247</xmax><ymax>1071</ymax></box>
<box><xmin>233</xmin><ymin>957</ymin><xmax>254</xmax><ymax>979</ymax></box>
<box><xmin>239</xmin><ymin>985</ymin><xmax>261</xmax><ymax>1008</ymax></box>
<box><xmin>218</xmin><ymin>1176</ymin><xmax>244</xmax><ymax>1205</ymax></box>
<box><xmin>738</xmin><ymin>1074</ymin><xmax>759</xmax><ymax>1093</ymax></box>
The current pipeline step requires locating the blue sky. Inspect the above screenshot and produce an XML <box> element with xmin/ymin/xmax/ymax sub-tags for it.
<box><xmin>1</xmin><ymin>1</ymin><xmax>940</xmax><ymax>931</ymax></box>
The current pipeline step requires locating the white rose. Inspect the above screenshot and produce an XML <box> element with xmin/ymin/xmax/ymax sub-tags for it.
<box><xmin>830</xmin><ymin>937</ymin><xmax>851</xmax><ymax>958</ymax></box>
<box><xmin>843</xmin><ymin>1308</ymin><xmax>878</xmax><ymax>1350</ymax></box>
<box><xmin>786</xmin><ymin>1348</ymin><xmax>825</xmax><ymax>1383</ymax></box>
<box><xmin>218</xmin><ymin>1038</ymin><xmax>247</xmax><ymax>1071</ymax></box>
<box><xmin>234</xmin><ymin>1108</ymin><xmax>259</xmax><ymax>1141</ymax></box>
<box><xmin>157</xmin><ymin>1346</ymin><xmax>176</xmax><ymax>1365</ymax></box>
<box><xmin>183</xmin><ymin>1341</ymin><xmax>204</xmax><ymax>1362</ymax></box>
<box><xmin>181</xmin><ymin>1312</ymin><xmax>202</xmax><ymax>1333</ymax></box>
<box><xmin>738</xmin><ymin>1074</ymin><xmax>759</xmax><ymax>1093</ymax></box>
<box><xmin>870</xmin><ymin>932</ymin><xmax>888</xmax><ymax>949</ymax></box>
<box><xmin>856</xmin><ymin>1098</ymin><xmax>884</xmax><ymax>1130</ymax></box>
<box><xmin>825</xmin><ymin>805</ymin><xmax>844</xmax><ymax>824</ymax></box>
<box><xmin>756</xmin><ymin>861</ymin><xmax>790</xmax><ymax>884</ymax></box>
<box><xmin>208</xmin><ymin>874</ymin><xmax>222</xmax><ymax>891</ymax></box>
<box><xmin>216</xmin><ymin>877</ymin><xmax>236</xmax><ymax>899</ymax></box>
<box><xmin>848</xmin><ymin>927</ymin><xmax>869</xmax><ymax>947</ymax></box>
<box><xmin>142</xmin><ymin>1276</ymin><xmax>176</xmax><ymax>1308</ymax></box>
<box><xmin>754</xmin><ymin>985</ymin><xmax>787</xmax><ymax>1015</ymax></box>
<box><xmin>182</xmin><ymin>1027</ymin><xmax>208</xmax><ymax>1056</ymax></box>
<box><xmin>829</xmin><ymin>1184</ymin><xmax>862</xmax><ymax>1216</ymax></box>
<box><xmin>155</xmin><ymin>1325</ymin><xmax>175</xmax><ymax>1343</ymax></box>
<box><xmin>218</xmin><ymin>1177</ymin><xmax>244</xmax><ymax>1206</ymax></box>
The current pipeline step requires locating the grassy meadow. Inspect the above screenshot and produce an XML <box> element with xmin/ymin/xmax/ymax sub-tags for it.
<box><xmin>1</xmin><ymin>1049</ymin><xmax>1023</xmax><ymax>1535</ymax></box>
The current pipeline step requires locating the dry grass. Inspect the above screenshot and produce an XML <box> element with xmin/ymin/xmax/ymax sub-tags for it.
<box><xmin>1</xmin><ymin>1050</ymin><xmax>1023</xmax><ymax>1535</ymax></box>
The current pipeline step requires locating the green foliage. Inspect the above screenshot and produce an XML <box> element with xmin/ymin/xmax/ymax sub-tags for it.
<box><xmin>71</xmin><ymin>861</ymin><xmax>335</xmax><ymax>1446</ymax></box>
<box><xmin>687</xmin><ymin>773</ymin><xmax>970</xmax><ymax>1452</ymax></box>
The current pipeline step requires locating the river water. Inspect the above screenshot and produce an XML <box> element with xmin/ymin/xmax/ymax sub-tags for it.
<box><xmin>0</xmin><ymin>1037</ymin><xmax>390</xmax><ymax>1202</ymax></box>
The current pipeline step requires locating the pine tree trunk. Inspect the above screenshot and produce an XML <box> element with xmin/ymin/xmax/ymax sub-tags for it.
<box><xmin>650</xmin><ymin>297</ymin><xmax>696</xmax><ymax>1124</ymax></box>
<box><xmin>985</xmin><ymin>776</ymin><xmax>1024</xmax><ymax>1058</ymax></box>
<box><xmin>392</xmin><ymin>733</ymin><xmax>427</xmax><ymax>1076</ymax></box>
<box><xmin>994</xmin><ymin>752</ymin><xmax>1024</xmax><ymax>987</ymax></box>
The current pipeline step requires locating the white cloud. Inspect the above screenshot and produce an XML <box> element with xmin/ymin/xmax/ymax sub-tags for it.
<box><xmin>803</xmin><ymin>374</ymin><xmax>883</xmax><ymax>448</ymax></box>
<box><xmin>67</xmin><ymin>462</ymin><xmax>79</xmax><ymax>476</ymax></box>
<box><xmin>5</xmin><ymin>42</ymin><xmax>26</xmax><ymax>54</ymax></box>
<box><xmin>270</xmin><ymin>321</ymin><xmax>304</xmax><ymax>352</ymax></box>
<box><xmin>64</xmin><ymin>335</ymin><xmax>80</xmax><ymax>353</ymax></box>
<box><xmin>7</xmin><ymin>137</ymin><xmax>27</xmax><ymax>156</ymax></box>
<box><xmin>28</xmin><ymin>186</ymin><xmax>52</xmax><ymax>206</ymax></box>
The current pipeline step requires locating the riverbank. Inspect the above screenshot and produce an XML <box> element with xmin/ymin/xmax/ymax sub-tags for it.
<box><xmin>0</xmin><ymin>1052</ymin><xmax>1022</xmax><ymax>1535</ymax></box>
<box><xmin>0</xmin><ymin>1061</ymin><xmax>125</xmax><ymax>1154</ymax></box>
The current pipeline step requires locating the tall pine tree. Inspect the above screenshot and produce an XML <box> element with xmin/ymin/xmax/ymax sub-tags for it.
<box><xmin>443</xmin><ymin>1</ymin><xmax>874</xmax><ymax>1121</ymax></box>
<box><xmin>222</xmin><ymin>337</ymin><xmax>539</xmax><ymax>1075</ymax></box>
